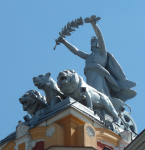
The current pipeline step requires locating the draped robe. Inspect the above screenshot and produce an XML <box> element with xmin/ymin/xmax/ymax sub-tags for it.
<box><xmin>84</xmin><ymin>52</ymin><xmax>137</xmax><ymax>102</ymax></box>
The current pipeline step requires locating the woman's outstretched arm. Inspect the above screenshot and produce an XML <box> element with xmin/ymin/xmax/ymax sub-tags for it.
<box><xmin>59</xmin><ymin>37</ymin><xmax>89</xmax><ymax>60</ymax></box>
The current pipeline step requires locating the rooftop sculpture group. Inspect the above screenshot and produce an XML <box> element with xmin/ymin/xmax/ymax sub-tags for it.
<box><xmin>19</xmin><ymin>15</ymin><xmax>137</xmax><ymax>136</ymax></box>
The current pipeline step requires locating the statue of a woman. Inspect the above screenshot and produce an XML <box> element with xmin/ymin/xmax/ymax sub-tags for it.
<box><xmin>58</xmin><ymin>16</ymin><xmax>137</xmax><ymax>102</ymax></box>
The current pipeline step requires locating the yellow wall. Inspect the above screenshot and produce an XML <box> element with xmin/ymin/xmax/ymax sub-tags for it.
<box><xmin>56</xmin><ymin>114</ymin><xmax>85</xmax><ymax>146</ymax></box>
<box><xmin>18</xmin><ymin>142</ymin><xmax>25</xmax><ymax>150</ymax></box>
<box><xmin>1</xmin><ymin>114</ymin><xmax>122</xmax><ymax>150</ymax></box>
<box><xmin>2</xmin><ymin>141</ymin><xmax>15</xmax><ymax>150</ymax></box>
<box><xmin>44</xmin><ymin>123</ymin><xmax>65</xmax><ymax>149</ymax></box>
<box><xmin>29</xmin><ymin>126</ymin><xmax>46</xmax><ymax>141</ymax></box>
<box><xmin>77</xmin><ymin>123</ymin><xmax>97</xmax><ymax>148</ymax></box>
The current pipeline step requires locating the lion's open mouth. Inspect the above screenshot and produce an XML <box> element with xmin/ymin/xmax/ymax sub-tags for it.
<box><xmin>34</xmin><ymin>81</ymin><xmax>40</xmax><ymax>85</ymax></box>
<box><xmin>33</xmin><ymin>81</ymin><xmax>40</xmax><ymax>85</ymax></box>
<box><xmin>22</xmin><ymin>101</ymin><xmax>27</xmax><ymax>105</ymax></box>
<box><xmin>33</xmin><ymin>78</ymin><xmax>40</xmax><ymax>86</ymax></box>
<box><xmin>23</xmin><ymin>103</ymin><xmax>28</xmax><ymax>110</ymax></box>
<box><xmin>20</xmin><ymin>99</ymin><xmax>27</xmax><ymax>105</ymax></box>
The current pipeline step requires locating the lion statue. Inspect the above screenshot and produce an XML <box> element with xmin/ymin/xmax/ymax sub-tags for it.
<box><xmin>33</xmin><ymin>72</ymin><xmax>61</xmax><ymax>106</ymax></box>
<box><xmin>19</xmin><ymin>90</ymin><xmax>47</xmax><ymax>117</ymax></box>
<box><xmin>57</xmin><ymin>70</ymin><xmax>125</xmax><ymax>121</ymax></box>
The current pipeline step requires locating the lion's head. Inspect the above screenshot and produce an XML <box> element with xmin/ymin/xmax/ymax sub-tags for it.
<box><xmin>33</xmin><ymin>72</ymin><xmax>51</xmax><ymax>89</ymax></box>
<box><xmin>57</xmin><ymin>70</ymin><xmax>79</xmax><ymax>95</ymax></box>
<box><xmin>19</xmin><ymin>90</ymin><xmax>46</xmax><ymax>116</ymax></box>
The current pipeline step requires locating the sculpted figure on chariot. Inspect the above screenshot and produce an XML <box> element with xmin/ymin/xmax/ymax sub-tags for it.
<box><xmin>56</xmin><ymin>15</ymin><xmax>137</xmax><ymax>102</ymax></box>
<box><xmin>17</xmin><ymin>15</ymin><xmax>137</xmax><ymax>134</ymax></box>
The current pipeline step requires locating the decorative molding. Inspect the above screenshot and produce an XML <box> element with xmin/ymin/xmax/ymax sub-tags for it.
<box><xmin>46</xmin><ymin>126</ymin><xmax>55</xmax><ymax>137</ymax></box>
<box><xmin>30</xmin><ymin>140</ymin><xmax>36</xmax><ymax>149</ymax></box>
<box><xmin>14</xmin><ymin>134</ymin><xmax>31</xmax><ymax>150</ymax></box>
<box><xmin>95</xmin><ymin>127</ymin><xmax>121</xmax><ymax>146</ymax></box>
<box><xmin>14</xmin><ymin>129</ymin><xmax>44</xmax><ymax>150</ymax></box>
<box><xmin>118</xmin><ymin>138</ymin><xmax>128</xmax><ymax>150</ymax></box>
<box><xmin>16</xmin><ymin>121</ymin><xmax>29</xmax><ymax>139</ymax></box>
<box><xmin>44</xmin><ymin>123</ymin><xmax>65</xmax><ymax>149</ymax></box>
<box><xmin>86</xmin><ymin>126</ymin><xmax>95</xmax><ymax>138</ymax></box>
<box><xmin>29</xmin><ymin>139</ymin><xmax>44</xmax><ymax>150</ymax></box>
<box><xmin>119</xmin><ymin>131</ymin><xmax>132</xmax><ymax>143</ymax></box>
<box><xmin>97</xmin><ymin>137</ymin><xmax>129</xmax><ymax>150</ymax></box>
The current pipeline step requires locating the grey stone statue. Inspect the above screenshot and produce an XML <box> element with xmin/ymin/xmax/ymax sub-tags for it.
<box><xmin>57</xmin><ymin>69</ymin><xmax>121</xmax><ymax>121</ymax></box>
<box><xmin>19</xmin><ymin>90</ymin><xmax>47</xmax><ymax>117</ymax></box>
<box><xmin>33</xmin><ymin>72</ymin><xmax>61</xmax><ymax>106</ymax></box>
<box><xmin>57</xmin><ymin>15</ymin><xmax>137</xmax><ymax>102</ymax></box>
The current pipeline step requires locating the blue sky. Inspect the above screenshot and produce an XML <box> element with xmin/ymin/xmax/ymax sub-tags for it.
<box><xmin>0</xmin><ymin>1</ymin><xmax>145</xmax><ymax>140</ymax></box>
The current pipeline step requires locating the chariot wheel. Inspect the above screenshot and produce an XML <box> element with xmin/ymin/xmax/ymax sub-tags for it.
<box><xmin>118</xmin><ymin>111</ymin><xmax>137</xmax><ymax>136</ymax></box>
